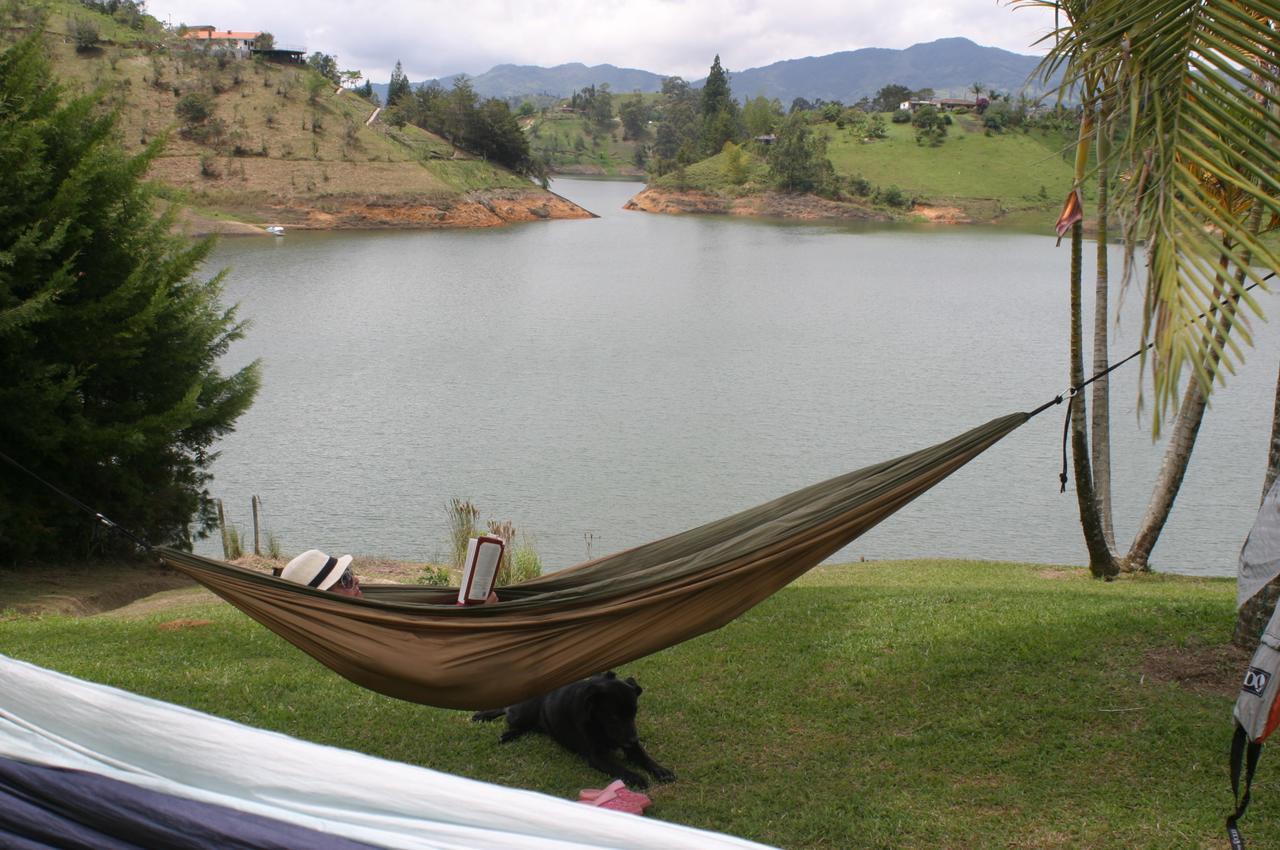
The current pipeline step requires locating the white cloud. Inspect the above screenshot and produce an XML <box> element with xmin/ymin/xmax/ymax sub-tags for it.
<box><xmin>147</xmin><ymin>0</ymin><xmax>1056</xmax><ymax>84</ymax></box>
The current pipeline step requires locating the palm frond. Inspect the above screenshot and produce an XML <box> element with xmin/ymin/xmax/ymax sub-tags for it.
<box><xmin>1025</xmin><ymin>0</ymin><xmax>1280</xmax><ymax>434</ymax></box>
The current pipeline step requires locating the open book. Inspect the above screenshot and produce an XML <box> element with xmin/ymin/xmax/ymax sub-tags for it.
<box><xmin>458</xmin><ymin>535</ymin><xmax>505</xmax><ymax>605</ymax></box>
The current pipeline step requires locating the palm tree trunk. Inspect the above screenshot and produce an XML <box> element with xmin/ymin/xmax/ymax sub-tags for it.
<box><xmin>1234</xmin><ymin>368</ymin><xmax>1280</xmax><ymax>647</ymax></box>
<box><xmin>1266</xmin><ymin>368</ymin><xmax>1280</xmax><ymax>498</ymax></box>
<box><xmin>1090</xmin><ymin>125</ymin><xmax>1116</xmax><ymax>553</ymax></box>
<box><xmin>1070</xmin><ymin>220</ymin><xmax>1118</xmax><ymax>578</ymax></box>
<box><xmin>1124</xmin><ymin>378</ymin><xmax>1206</xmax><ymax>569</ymax></box>
<box><xmin>1128</xmin><ymin>248</ymin><xmax>1241</xmax><ymax>571</ymax></box>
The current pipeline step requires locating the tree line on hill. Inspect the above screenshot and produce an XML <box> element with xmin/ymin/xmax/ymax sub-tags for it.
<box><xmin>527</xmin><ymin>54</ymin><xmax>1082</xmax><ymax>195</ymax></box>
<box><xmin>380</xmin><ymin>60</ymin><xmax>542</xmax><ymax>180</ymax></box>
<box><xmin>76</xmin><ymin>0</ymin><xmax>147</xmax><ymax>30</ymax></box>
<box><xmin>587</xmin><ymin>55</ymin><xmax>841</xmax><ymax>195</ymax></box>
<box><xmin>360</xmin><ymin>50</ymin><xmax>1081</xmax><ymax>192</ymax></box>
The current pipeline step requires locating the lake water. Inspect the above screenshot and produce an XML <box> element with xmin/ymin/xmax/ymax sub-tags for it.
<box><xmin>199</xmin><ymin>178</ymin><xmax>1279</xmax><ymax>576</ymax></box>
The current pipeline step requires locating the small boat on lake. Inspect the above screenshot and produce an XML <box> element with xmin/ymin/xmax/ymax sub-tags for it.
<box><xmin>265</xmin><ymin>225</ymin><xmax>285</xmax><ymax>236</ymax></box>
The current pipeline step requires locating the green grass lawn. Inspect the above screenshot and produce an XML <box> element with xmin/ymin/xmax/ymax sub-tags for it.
<box><xmin>824</xmin><ymin>114</ymin><xmax>1078</xmax><ymax>222</ymax></box>
<box><xmin>1</xmin><ymin>559</ymin><xmax>1262</xmax><ymax>849</ymax></box>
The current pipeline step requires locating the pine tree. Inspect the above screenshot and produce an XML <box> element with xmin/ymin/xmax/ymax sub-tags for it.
<box><xmin>0</xmin><ymin>35</ymin><xmax>261</xmax><ymax>560</ymax></box>
<box><xmin>700</xmin><ymin>55</ymin><xmax>741</xmax><ymax>155</ymax></box>
<box><xmin>387</xmin><ymin>60</ymin><xmax>412</xmax><ymax>107</ymax></box>
<box><xmin>701</xmin><ymin>55</ymin><xmax>732</xmax><ymax>120</ymax></box>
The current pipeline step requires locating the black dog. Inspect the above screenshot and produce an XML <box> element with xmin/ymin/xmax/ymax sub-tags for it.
<box><xmin>472</xmin><ymin>671</ymin><xmax>675</xmax><ymax>789</ymax></box>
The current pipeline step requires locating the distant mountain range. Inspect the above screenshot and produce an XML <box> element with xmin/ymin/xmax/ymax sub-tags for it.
<box><xmin>728</xmin><ymin>38</ymin><xmax>1052</xmax><ymax>103</ymax></box>
<box><xmin>371</xmin><ymin>62</ymin><xmax>665</xmax><ymax>105</ymax></box>
<box><xmin>371</xmin><ymin>38</ymin><xmax>1055</xmax><ymax>106</ymax></box>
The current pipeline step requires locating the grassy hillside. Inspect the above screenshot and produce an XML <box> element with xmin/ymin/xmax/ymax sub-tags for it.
<box><xmin>650</xmin><ymin>146</ymin><xmax>770</xmax><ymax>194</ymax></box>
<box><xmin>1</xmin><ymin>558</ymin><xmax>1261</xmax><ymax>849</ymax></box>
<box><xmin>640</xmin><ymin>111</ymin><xmax>1079</xmax><ymax>226</ymax></box>
<box><xmin>526</xmin><ymin>109</ymin><xmax>646</xmax><ymax>177</ymax></box>
<box><xmin>3</xmin><ymin>2</ymin><xmax>564</xmax><ymax>229</ymax></box>
<box><xmin>823</xmin><ymin>111</ymin><xmax>1077</xmax><ymax>223</ymax></box>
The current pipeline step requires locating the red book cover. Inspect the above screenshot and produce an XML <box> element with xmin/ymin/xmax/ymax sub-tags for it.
<box><xmin>458</xmin><ymin>535</ymin><xmax>505</xmax><ymax>605</ymax></box>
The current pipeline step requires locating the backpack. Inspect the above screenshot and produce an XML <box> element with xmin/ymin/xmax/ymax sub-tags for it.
<box><xmin>1227</xmin><ymin>602</ymin><xmax>1280</xmax><ymax>849</ymax></box>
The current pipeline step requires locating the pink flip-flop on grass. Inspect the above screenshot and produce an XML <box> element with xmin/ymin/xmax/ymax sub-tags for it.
<box><xmin>577</xmin><ymin>779</ymin><xmax>652</xmax><ymax>814</ymax></box>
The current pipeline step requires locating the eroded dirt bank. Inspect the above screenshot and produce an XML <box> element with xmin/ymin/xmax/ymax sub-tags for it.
<box><xmin>177</xmin><ymin>189</ymin><xmax>595</xmax><ymax>236</ymax></box>
<box><xmin>623</xmin><ymin>187</ymin><xmax>892</xmax><ymax>222</ymax></box>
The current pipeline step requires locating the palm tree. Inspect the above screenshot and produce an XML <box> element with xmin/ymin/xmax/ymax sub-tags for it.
<box><xmin>1032</xmin><ymin>0</ymin><xmax>1122</xmax><ymax>576</ymax></box>
<box><xmin>1022</xmin><ymin>2</ymin><xmax>1280</xmax><ymax>603</ymax></box>
<box><xmin>1042</xmin><ymin>1</ymin><xmax>1278</xmax><ymax>426</ymax></box>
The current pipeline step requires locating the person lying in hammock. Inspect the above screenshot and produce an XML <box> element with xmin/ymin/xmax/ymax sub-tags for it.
<box><xmin>279</xmin><ymin>549</ymin><xmax>498</xmax><ymax>602</ymax></box>
<box><xmin>280</xmin><ymin>549</ymin><xmax>363</xmax><ymax>597</ymax></box>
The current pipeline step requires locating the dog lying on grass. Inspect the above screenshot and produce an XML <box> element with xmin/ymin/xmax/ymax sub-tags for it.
<box><xmin>472</xmin><ymin>671</ymin><xmax>675</xmax><ymax>789</ymax></box>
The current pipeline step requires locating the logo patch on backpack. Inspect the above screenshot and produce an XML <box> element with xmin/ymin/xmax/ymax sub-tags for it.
<box><xmin>1242</xmin><ymin>667</ymin><xmax>1270</xmax><ymax>697</ymax></box>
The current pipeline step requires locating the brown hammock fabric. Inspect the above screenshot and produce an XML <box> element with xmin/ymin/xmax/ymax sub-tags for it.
<box><xmin>158</xmin><ymin>412</ymin><xmax>1029</xmax><ymax>710</ymax></box>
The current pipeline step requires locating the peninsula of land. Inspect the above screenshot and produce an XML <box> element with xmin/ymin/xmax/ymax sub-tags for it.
<box><xmin>10</xmin><ymin>5</ymin><xmax>590</xmax><ymax>235</ymax></box>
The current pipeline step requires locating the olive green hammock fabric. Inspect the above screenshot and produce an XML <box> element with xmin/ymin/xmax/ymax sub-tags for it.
<box><xmin>158</xmin><ymin>412</ymin><xmax>1029</xmax><ymax>711</ymax></box>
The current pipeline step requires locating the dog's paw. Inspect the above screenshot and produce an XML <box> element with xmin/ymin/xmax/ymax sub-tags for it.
<box><xmin>650</xmin><ymin>766</ymin><xmax>676</xmax><ymax>783</ymax></box>
<box><xmin>619</xmin><ymin>771</ymin><xmax>649</xmax><ymax>789</ymax></box>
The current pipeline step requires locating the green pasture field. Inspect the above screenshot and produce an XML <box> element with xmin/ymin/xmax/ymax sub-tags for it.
<box><xmin>823</xmin><ymin>113</ymin><xmax>1078</xmax><ymax>221</ymax></box>
<box><xmin>1</xmin><ymin>559</ymin><xmax>1264</xmax><ymax>849</ymax></box>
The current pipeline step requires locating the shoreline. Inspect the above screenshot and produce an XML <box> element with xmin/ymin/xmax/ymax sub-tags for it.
<box><xmin>172</xmin><ymin>189</ymin><xmax>596</xmax><ymax>237</ymax></box>
<box><xmin>623</xmin><ymin>186</ymin><xmax>892</xmax><ymax>222</ymax></box>
<box><xmin>622</xmin><ymin>186</ymin><xmax>1059</xmax><ymax>229</ymax></box>
<box><xmin>2</xmin><ymin>554</ymin><xmax>1236</xmax><ymax>620</ymax></box>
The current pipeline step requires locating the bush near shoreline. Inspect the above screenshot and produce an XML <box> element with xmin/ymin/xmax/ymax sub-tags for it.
<box><xmin>1</xmin><ymin>558</ymin><xmax>1262</xmax><ymax>849</ymax></box>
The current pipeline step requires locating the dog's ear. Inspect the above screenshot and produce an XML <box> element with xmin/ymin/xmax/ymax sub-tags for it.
<box><xmin>625</xmin><ymin>676</ymin><xmax>642</xmax><ymax>696</ymax></box>
<box><xmin>584</xmin><ymin>678</ymin><xmax>610</xmax><ymax>709</ymax></box>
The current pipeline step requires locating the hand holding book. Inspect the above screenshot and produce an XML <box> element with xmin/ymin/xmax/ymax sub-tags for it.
<box><xmin>458</xmin><ymin>535</ymin><xmax>505</xmax><ymax>605</ymax></box>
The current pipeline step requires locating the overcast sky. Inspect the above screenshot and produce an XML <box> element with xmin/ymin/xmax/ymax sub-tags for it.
<box><xmin>147</xmin><ymin>1</ymin><xmax>1059</xmax><ymax>85</ymax></box>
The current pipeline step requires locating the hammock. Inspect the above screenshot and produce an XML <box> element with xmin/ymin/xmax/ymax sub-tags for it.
<box><xmin>159</xmin><ymin>412</ymin><xmax>1029</xmax><ymax>710</ymax></box>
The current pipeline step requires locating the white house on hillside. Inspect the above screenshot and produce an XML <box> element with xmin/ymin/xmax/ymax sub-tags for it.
<box><xmin>899</xmin><ymin>98</ymin><xmax>980</xmax><ymax>112</ymax></box>
<box><xmin>182</xmin><ymin>27</ymin><xmax>260</xmax><ymax>58</ymax></box>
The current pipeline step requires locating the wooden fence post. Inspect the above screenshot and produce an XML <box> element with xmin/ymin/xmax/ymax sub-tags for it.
<box><xmin>217</xmin><ymin>499</ymin><xmax>229</xmax><ymax>559</ymax></box>
<box><xmin>251</xmin><ymin>495</ymin><xmax>261</xmax><ymax>556</ymax></box>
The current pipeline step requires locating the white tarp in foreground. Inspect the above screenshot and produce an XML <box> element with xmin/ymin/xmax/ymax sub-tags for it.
<box><xmin>0</xmin><ymin>654</ymin><xmax>772</xmax><ymax>850</ymax></box>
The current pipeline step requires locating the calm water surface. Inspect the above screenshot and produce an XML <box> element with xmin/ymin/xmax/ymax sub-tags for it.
<box><xmin>200</xmin><ymin>178</ymin><xmax>1279</xmax><ymax>576</ymax></box>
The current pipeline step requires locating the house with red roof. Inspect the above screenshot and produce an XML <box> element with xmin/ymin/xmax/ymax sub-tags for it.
<box><xmin>182</xmin><ymin>27</ymin><xmax>260</xmax><ymax>58</ymax></box>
